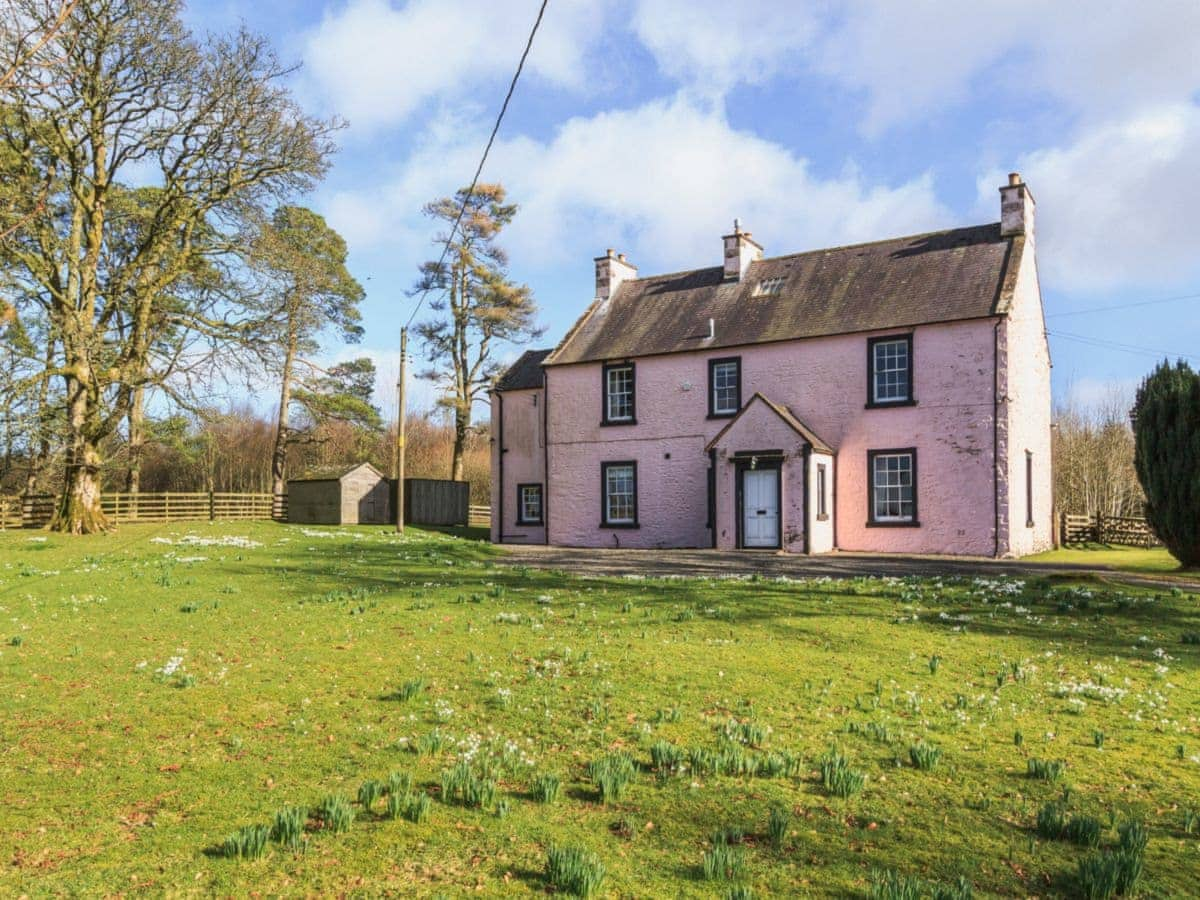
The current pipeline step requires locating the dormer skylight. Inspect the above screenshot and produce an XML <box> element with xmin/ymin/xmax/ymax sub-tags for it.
<box><xmin>752</xmin><ymin>276</ymin><xmax>786</xmax><ymax>297</ymax></box>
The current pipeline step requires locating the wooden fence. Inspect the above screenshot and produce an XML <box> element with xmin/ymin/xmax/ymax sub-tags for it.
<box><xmin>1061</xmin><ymin>512</ymin><xmax>1160</xmax><ymax>548</ymax></box>
<box><xmin>0</xmin><ymin>492</ymin><xmax>285</xmax><ymax>528</ymax></box>
<box><xmin>468</xmin><ymin>505</ymin><xmax>490</xmax><ymax>528</ymax></box>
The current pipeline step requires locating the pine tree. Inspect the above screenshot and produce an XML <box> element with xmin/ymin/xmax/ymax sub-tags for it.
<box><xmin>1131</xmin><ymin>359</ymin><xmax>1200</xmax><ymax>568</ymax></box>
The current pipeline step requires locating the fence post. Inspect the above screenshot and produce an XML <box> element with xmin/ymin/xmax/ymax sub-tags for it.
<box><xmin>1096</xmin><ymin>512</ymin><xmax>1105</xmax><ymax>544</ymax></box>
<box><xmin>209</xmin><ymin>491</ymin><xmax>215</xmax><ymax>521</ymax></box>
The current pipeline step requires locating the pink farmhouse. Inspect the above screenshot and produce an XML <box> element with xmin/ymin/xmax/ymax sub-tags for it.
<box><xmin>490</xmin><ymin>174</ymin><xmax>1052</xmax><ymax>557</ymax></box>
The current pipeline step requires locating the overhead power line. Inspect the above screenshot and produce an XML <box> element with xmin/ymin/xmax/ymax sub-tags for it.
<box><xmin>1045</xmin><ymin>289</ymin><xmax>1200</xmax><ymax>318</ymax></box>
<box><xmin>404</xmin><ymin>0</ymin><xmax>549</xmax><ymax>330</ymax></box>
<box><xmin>1047</xmin><ymin>328</ymin><xmax>1199</xmax><ymax>364</ymax></box>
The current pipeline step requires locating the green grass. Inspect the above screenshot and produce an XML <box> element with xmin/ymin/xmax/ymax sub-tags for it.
<box><xmin>0</xmin><ymin>521</ymin><xmax>1197</xmax><ymax>896</ymax></box>
<box><xmin>1028</xmin><ymin>543</ymin><xmax>1188</xmax><ymax>575</ymax></box>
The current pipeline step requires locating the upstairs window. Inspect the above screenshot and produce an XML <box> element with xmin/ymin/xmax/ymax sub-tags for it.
<box><xmin>603</xmin><ymin>362</ymin><xmax>635</xmax><ymax>424</ymax></box>
<box><xmin>867</xmin><ymin>335</ymin><xmax>913</xmax><ymax>406</ymax></box>
<box><xmin>602</xmin><ymin>461</ymin><xmax>638</xmax><ymax>526</ymax></box>
<box><xmin>708</xmin><ymin>357</ymin><xmax>741</xmax><ymax>417</ymax></box>
<box><xmin>868</xmin><ymin>448</ymin><xmax>918</xmax><ymax>525</ymax></box>
<box><xmin>517</xmin><ymin>484</ymin><xmax>543</xmax><ymax>525</ymax></box>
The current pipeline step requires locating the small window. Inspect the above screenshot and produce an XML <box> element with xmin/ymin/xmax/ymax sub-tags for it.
<box><xmin>816</xmin><ymin>463</ymin><xmax>828</xmax><ymax>519</ymax></box>
<box><xmin>752</xmin><ymin>276</ymin><xmax>786</xmax><ymax>297</ymax></box>
<box><xmin>601</xmin><ymin>461</ymin><xmax>638</xmax><ymax>526</ymax></box>
<box><xmin>868</xmin><ymin>449</ymin><xmax>918</xmax><ymax>525</ymax></box>
<box><xmin>708</xmin><ymin>357</ymin><xmax>741</xmax><ymax>417</ymax></box>
<box><xmin>603</xmin><ymin>362</ymin><xmax>635</xmax><ymax>424</ymax></box>
<box><xmin>1025</xmin><ymin>451</ymin><xmax>1034</xmax><ymax>528</ymax></box>
<box><xmin>516</xmin><ymin>483</ymin><xmax>543</xmax><ymax>525</ymax></box>
<box><xmin>867</xmin><ymin>335</ymin><xmax>913</xmax><ymax>406</ymax></box>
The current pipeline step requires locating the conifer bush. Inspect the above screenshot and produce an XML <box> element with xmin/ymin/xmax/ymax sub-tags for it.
<box><xmin>1132</xmin><ymin>360</ymin><xmax>1200</xmax><ymax>567</ymax></box>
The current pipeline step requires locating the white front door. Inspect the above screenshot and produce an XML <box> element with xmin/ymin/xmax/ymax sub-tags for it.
<box><xmin>742</xmin><ymin>468</ymin><xmax>780</xmax><ymax>548</ymax></box>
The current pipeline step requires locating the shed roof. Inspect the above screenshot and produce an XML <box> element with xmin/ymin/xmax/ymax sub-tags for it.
<box><xmin>494</xmin><ymin>348</ymin><xmax>553</xmax><ymax>392</ymax></box>
<box><xmin>547</xmin><ymin>224</ymin><xmax>1021</xmax><ymax>366</ymax></box>
<box><xmin>287</xmin><ymin>461</ymin><xmax>386</xmax><ymax>484</ymax></box>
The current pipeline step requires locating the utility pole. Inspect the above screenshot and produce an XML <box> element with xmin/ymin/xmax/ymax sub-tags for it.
<box><xmin>395</xmin><ymin>326</ymin><xmax>408</xmax><ymax>534</ymax></box>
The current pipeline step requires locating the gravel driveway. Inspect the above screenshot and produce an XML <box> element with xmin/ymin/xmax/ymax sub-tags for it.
<box><xmin>496</xmin><ymin>545</ymin><xmax>1200</xmax><ymax>592</ymax></box>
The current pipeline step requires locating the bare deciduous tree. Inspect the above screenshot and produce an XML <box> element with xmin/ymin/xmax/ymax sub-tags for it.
<box><xmin>0</xmin><ymin>0</ymin><xmax>339</xmax><ymax>531</ymax></box>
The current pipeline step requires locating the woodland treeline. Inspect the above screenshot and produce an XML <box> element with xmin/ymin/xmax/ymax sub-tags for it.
<box><xmin>0</xmin><ymin>406</ymin><xmax>492</xmax><ymax>505</ymax></box>
<box><xmin>0</xmin><ymin>2</ymin><xmax>534</xmax><ymax>531</ymax></box>
<box><xmin>1052</xmin><ymin>389</ymin><xmax>1144</xmax><ymax>518</ymax></box>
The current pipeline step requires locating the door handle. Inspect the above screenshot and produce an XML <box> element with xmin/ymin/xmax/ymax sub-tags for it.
<box><xmin>757</xmin><ymin>509</ymin><xmax>767</xmax><ymax>515</ymax></box>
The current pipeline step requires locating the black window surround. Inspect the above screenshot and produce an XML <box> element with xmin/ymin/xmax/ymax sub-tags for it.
<box><xmin>516</xmin><ymin>483</ymin><xmax>543</xmax><ymax>525</ymax></box>
<box><xmin>707</xmin><ymin>356</ymin><xmax>742</xmax><ymax>419</ymax></box>
<box><xmin>816</xmin><ymin>463</ymin><xmax>828</xmax><ymax>520</ymax></box>
<box><xmin>601</xmin><ymin>361</ymin><xmax>637</xmax><ymax>426</ymax></box>
<box><xmin>866</xmin><ymin>447</ymin><xmax>920</xmax><ymax>527</ymax></box>
<box><xmin>866</xmin><ymin>333</ymin><xmax>916</xmax><ymax>408</ymax></box>
<box><xmin>600</xmin><ymin>460</ymin><xmax>639</xmax><ymax>528</ymax></box>
<box><xmin>1025</xmin><ymin>450</ymin><xmax>1034</xmax><ymax>528</ymax></box>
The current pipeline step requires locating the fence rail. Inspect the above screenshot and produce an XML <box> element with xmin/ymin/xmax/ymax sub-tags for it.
<box><xmin>468</xmin><ymin>505</ymin><xmax>490</xmax><ymax>528</ymax></box>
<box><xmin>0</xmin><ymin>492</ymin><xmax>285</xmax><ymax>528</ymax></box>
<box><xmin>1061</xmin><ymin>512</ymin><xmax>1159</xmax><ymax>548</ymax></box>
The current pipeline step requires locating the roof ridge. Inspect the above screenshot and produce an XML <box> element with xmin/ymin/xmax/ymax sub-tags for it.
<box><xmin>616</xmin><ymin>222</ymin><xmax>1002</xmax><ymax>288</ymax></box>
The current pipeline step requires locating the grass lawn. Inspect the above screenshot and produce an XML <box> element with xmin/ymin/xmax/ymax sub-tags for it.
<box><xmin>1029</xmin><ymin>544</ymin><xmax>1188</xmax><ymax>577</ymax></box>
<box><xmin>1</xmin><ymin>522</ymin><xmax>1198</xmax><ymax>897</ymax></box>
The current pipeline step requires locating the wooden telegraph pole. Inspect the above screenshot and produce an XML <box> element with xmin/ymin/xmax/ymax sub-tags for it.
<box><xmin>395</xmin><ymin>327</ymin><xmax>408</xmax><ymax>534</ymax></box>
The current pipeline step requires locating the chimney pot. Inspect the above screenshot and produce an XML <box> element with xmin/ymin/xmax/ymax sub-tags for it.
<box><xmin>594</xmin><ymin>249</ymin><xmax>637</xmax><ymax>300</ymax></box>
<box><xmin>722</xmin><ymin>220</ymin><xmax>763</xmax><ymax>281</ymax></box>
<box><xmin>999</xmin><ymin>174</ymin><xmax>1035</xmax><ymax>238</ymax></box>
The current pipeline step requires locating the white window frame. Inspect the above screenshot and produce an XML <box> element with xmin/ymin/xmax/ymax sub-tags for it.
<box><xmin>871</xmin><ymin>337</ymin><xmax>911</xmax><ymax>405</ymax></box>
<box><xmin>710</xmin><ymin>360</ymin><xmax>739</xmax><ymax>416</ymax></box>
<box><xmin>604</xmin><ymin>364</ymin><xmax>635</xmax><ymax>423</ymax></box>
<box><xmin>517</xmin><ymin>484</ymin><xmax>542</xmax><ymax>524</ymax></box>
<box><xmin>602</xmin><ymin>462</ymin><xmax>637</xmax><ymax>526</ymax></box>
<box><xmin>870</xmin><ymin>450</ymin><xmax>916</xmax><ymax>523</ymax></box>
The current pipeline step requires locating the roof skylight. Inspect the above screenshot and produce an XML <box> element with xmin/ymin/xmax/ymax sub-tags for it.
<box><xmin>752</xmin><ymin>276</ymin><xmax>786</xmax><ymax>297</ymax></box>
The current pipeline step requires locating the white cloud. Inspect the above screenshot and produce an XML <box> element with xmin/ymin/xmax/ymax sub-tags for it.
<box><xmin>301</xmin><ymin>0</ymin><xmax>604</xmax><ymax>132</ymax></box>
<box><xmin>332</xmin><ymin>94</ymin><xmax>953</xmax><ymax>276</ymax></box>
<box><xmin>978</xmin><ymin>103</ymin><xmax>1200</xmax><ymax>292</ymax></box>
<box><xmin>629</xmin><ymin>0</ymin><xmax>820</xmax><ymax>95</ymax></box>
<box><xmin>625</xmin><ymin>1</ymin><xmax>1200</xmax><ymax>138</ymax></box>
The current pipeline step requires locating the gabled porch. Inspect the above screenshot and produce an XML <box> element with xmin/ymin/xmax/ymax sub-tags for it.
<box><xmin>706</xmin><ymin>394</ymin><xmax>836</xmax><ymax>553</ymax></box>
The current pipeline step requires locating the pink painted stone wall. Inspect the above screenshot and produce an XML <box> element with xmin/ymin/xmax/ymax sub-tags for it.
<box><xmin>1002</xmin><ymin>240</ymin><xmax>1054</xmax><ymax>556</ymax></box>
<box><xmin>490</xmin><ymin>387</ymin><xmax>546</xmax><ymax>544</ymax></box>
<box><xmin>542</xmin><ymin>317</ymin><xmax>1004</xmax><ymax>554</ymax></box>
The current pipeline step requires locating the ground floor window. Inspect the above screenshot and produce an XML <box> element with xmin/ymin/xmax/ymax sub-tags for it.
<box><xmin>601</xmin><ymin>461</ymin><xmax>638</xmax><ymax>526</ymax></box>
<box><xmin>1026</xmin><ymin>450</ymin><xmax>1034</xmax><ymax>528</ymax></box>
<box><xmin>517</xmin><ymin>483</ymin><xmax>543</xmax><ymax>524</ymax></box>
<box><xmin>867</xmin><ymin>448</ymin><xmax>918</xmax><ymax>525</ymax></box>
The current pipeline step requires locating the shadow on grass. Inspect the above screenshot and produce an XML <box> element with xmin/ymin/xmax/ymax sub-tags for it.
<box><xmin>205</xmin><ymin>529</ymin><xmax>1200</xmax><ymax>668</ymax></box>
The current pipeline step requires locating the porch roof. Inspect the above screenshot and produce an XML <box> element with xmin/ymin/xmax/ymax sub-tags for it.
<box><xmin>705</xmin><ymin>393</ymin><xmax>834</xmax><ymax>455</ymax></box>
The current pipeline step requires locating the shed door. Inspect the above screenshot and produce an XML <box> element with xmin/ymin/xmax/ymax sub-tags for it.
<box><xmin>742</xmin><ymin>468</ymin><xmax>780</xmax><ymax>548</ymax></box>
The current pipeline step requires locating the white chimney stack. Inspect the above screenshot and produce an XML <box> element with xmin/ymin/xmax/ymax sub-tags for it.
<box><xmin>594</xmin><ymin>248</ymin><xmax>637</xmax><ymax>300</ymax></box>
<box><xmin>999</xmin><ymin>172</ymin><xmax>1035</xmax><ymax>239</ymax></box>
<box><xmin>722</xmin><ymin>220</ymin><xmax>763</xmax><ymax>281</ymax></box>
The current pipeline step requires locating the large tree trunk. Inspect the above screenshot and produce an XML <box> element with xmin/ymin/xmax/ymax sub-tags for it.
<box><xmin>451</xmin><ymin>401</ymin><xmax>468</xmax><ymax>482</ymax></box>
<box><xmin>125</xmin><ymin>384</ymin><xmax>144</xmax><ymax>493</ymax></box>
<box><xmin>270</xmin><ymin>333</ymin><xmax>296</xmax><ymax>521</ymax></box>
<box><xmin>50</xmin><ymin>375</ymin><xmax>109</xmax><ymax>533</ymax></box>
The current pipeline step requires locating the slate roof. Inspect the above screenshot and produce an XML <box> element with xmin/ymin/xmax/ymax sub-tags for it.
<box><xmin>706</xmin><ymin>393</ymin><xmax>834</xmax><ymax>454</ymax></box>
<box><xmin>547</xmin><ymin>223</ymin><xmax>1022</xmax><ymax>366</ymax></box>
<box><xmin>494</xmin><ymin>348</ymin><xmax>553</xmax><ymax>392</ymax></box>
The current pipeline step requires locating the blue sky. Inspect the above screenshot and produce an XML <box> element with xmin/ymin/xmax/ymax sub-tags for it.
<box><xmin>188</xmin><ymin>0</ymin><xmax>1200</xmax><ymax>419</ymax></box>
